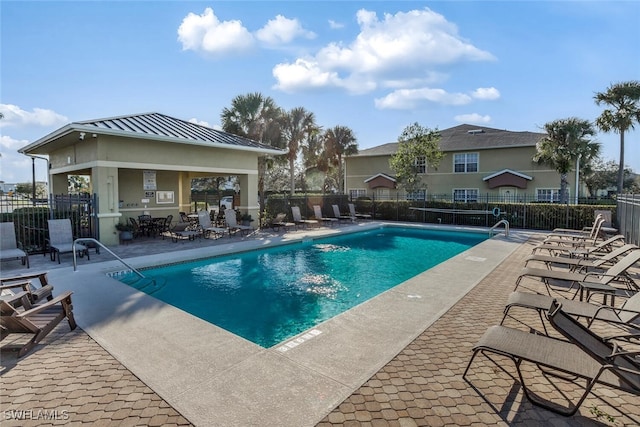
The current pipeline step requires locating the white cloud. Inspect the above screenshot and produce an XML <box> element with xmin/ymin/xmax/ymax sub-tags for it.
<box><xmin>454</xmin><ymin>113</ymin><xmax>492</xmax><ymax>124</ymax></box>
<box><xmin>272</xmin><ymin>58</ymin><xmax>345</xmax><ymax>93</ymax></box>
<box><xmin>0</xmin><ymin>135</ymin><xmax>34</xmax><ymax>183</ymax></box>
<box><xmin>177</xmin><ymin>7</ymin><xmax>254</xmax><ymax>55</ymax></box>
<box><xmin>472</xmin><ymin>87</ymin><xmax>500</xmax><ymax>100</ymax></box>
<box><xmin>374</xmin><ymin>88</ymin><xmax>472</xmax><ymax>110</ymax></box>
<box><xmin>188</xmin><ymin>118</ymin><xmax>210</xmax><ymax>127</ymax></box>
<box><xmin>273</xmin><ymin>7</ymin><xmax>495</xmax><ymax>93</ymax></box>
<box><xmin>0</xmin><ymin>104</ymin><xmax>68</xmax><ymax>128</ymax></box>
<box><xmin>328</xmin><ymin>20</ymin><xmax>344</xmax><ymax>29</ymax></box>
<box><xmin>256</xmin><ymin>15</ymin><xmax>316</xmax><ymax>46</ymax></box>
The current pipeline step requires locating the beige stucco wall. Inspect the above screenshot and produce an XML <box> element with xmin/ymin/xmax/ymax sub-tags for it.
<box><xmin>345</xmin><ymin>146</ymin><xmax>573</xmax><ymax>199</ymax></box>
<box><xmin>45</xmin><ymin>134</ymin><xmax>266</xmax><ymax>245</ymax></box>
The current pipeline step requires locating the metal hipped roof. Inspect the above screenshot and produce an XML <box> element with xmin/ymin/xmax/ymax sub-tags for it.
<box><xmin>20</xmin><ymin>112</ymin><xmax>286</xmax><ymax>155</ymax></box>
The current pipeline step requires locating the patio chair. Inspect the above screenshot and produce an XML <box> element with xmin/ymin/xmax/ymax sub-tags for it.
<box><xmin>348</xmin><ymin>203</ymin><xmax>372</xmax><ymax>220</ymax></box>
<box><xmin>291</xmin><ymin>206</ymin><xmax>318</xmax><ymax>229</ymax></box>
<box><xmin>197</xmin><ymin>211</ymin><xmax>226</xmax><ymax>239</ymax></box>
<box><xmin>531</xmin><ymin>234</ymin><xmax>625</xmax><ymax>257</ymax></box>
<box><xmin>546</xmin><ymin>214</ymin><xmax>602</xmax><ymax>237</ymax></box>
<box><xmin>540</xmin><ymin>217</ymin><xmax>605</xmax><ymax>247</ymax></box>
<box><xmin>46</xmin><ymin>219</ymin><xmax>89</xmax><ymax>264</ymax></box>
<box><xmin>514</xmin><ymin>249</ymin><xmax>640</xmax><ymax>301</ymax></box>
<box><xmin>501</xmin><ymin>290</ymin><xmax>640</xmax><ymax>335</ymax></box>
<box><xmin>524</xmin><ymin>244</ymin><xmax>639</xmax><ymax>272</ymax></box>
<box><xmin>332</xmin><ymin>204</ymin><xmax>353</xmax><ymax>224</ymax></box>
<box><xmin>224</xmin><ymin>209</ymin><xmax>253</xmax><ymax>236</ymax></box>
<box><xmin>313</xmin><ymin>205</ymin><xmax>338</xmax><ymax>227</ymax></box>
<box><xmin>0</xmin><ymin>290</ymin><xmax>77</xmax><ymax>357</ymax></box>
<box><xmin>1</xmin><ymin>272</ymin><xmax>54</xmax><ymax>306</ymax></box>
<box><xmin>270</xmin><ymin>213</ymin><xmax>295</xmax><ymax>232</ymax></box>
<box><xmin>464</xmin><ymin>299</ymin><xmax>640</xmax><ymax>416</ymax></box>
<box><xmin>0</xmin><ymin>222</ymin><xmax>29</xmax><ymax>268</ymax></box>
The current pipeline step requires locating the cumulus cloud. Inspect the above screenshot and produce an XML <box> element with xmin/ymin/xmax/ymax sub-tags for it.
<box><xmin>0</xmin><ymin>104</ymin><xmax>68</xmax><ymax>128</ymax></box>
<box><xmin>374</xmin><ymin>88</ymin><xmax>472</xmax><ymax>110</ymax></box>
<box><xmin>328</xmin><ymin>20</ymin><xmax>344</xmax><ymax>29</ymax></box>
<box><xmin>0</xmin><ymin>135</ymin><xmax>34</xmax><ymax>183</ymax></box>
<box><xmin>472</xmin><ymin>87</ymin><xmax>500</xmax><ymax>100</ymax></box>
<box><xmin>188</xmin><ymin>118</ymin><xmax>210</xmax><ymax>127</ymax></box>
<box><xmin>177</xmin><ymin>7</ymin><xmax>254</xmax><ymax>55</ymax></box>
<box><xmin>256</xmin><ymin>15</ymin><xmax>316</xmax><ymax>45</ymax></box>
<box><xmin>273</xmin><ymin>7</ymin><xmax>495</xmax><ymax>93</ymax></box>
<box><xmin>454</xmin><ymin>113</ymin><xmax>492</xmax><ymax>123</ymax></box>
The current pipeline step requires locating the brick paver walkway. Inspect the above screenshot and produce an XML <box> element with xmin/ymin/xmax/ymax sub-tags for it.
<box><xmin>2</xmin><ymin>236</ymin><xmax>638</xmax><ymax>426</ymax></box>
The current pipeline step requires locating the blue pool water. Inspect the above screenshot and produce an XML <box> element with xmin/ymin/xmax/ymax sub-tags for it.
<box><xmin>118</xmin><ymin>227</ymin><xmax>487</xmax><ymax>347</ymax></box>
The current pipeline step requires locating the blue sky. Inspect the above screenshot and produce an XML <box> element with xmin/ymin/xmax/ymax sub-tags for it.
<box><xmin>1</xmin><ymin>1</ymin><xmax>639</xmax><ymax>185</ymax></box>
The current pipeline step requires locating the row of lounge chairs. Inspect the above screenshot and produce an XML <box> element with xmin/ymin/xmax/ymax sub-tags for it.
<box><xmin>169</xmin><ymin>209</ymin><xmax>253</xmax><ymax>242</ymax></box>
<box><xmin>464</xmin><ymin>220</ymin><xmax>640</xmax><ymax>416</ymax></box>
<box><xmin>272</xmin><ymin>204</ymin><xmax>371</xmax><ymax>231</ymax></box>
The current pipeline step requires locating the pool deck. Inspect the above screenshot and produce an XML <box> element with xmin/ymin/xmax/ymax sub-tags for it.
<box><xmin>2</xmin><ymin>222</ymin><xmax>639</xmax><ymax>426</ymax></box>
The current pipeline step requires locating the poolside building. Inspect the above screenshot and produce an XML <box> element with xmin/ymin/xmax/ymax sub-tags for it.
<box><xmin>344</xmin><ymin>124</ymin><xmax>574</xmax><ymax>203</ymax></box>
<box><xmin>18</xmin><ymin>112</ymin><xmax>286</xmax><ymax>245</ymax></box>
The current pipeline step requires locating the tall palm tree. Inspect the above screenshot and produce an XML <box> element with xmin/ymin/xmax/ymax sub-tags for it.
<box><xmin>594</xmin><ymin>80</ymin><xmax>640</xmax><ymax>195</ymax></box>
<box><xmin>324</xmin><ymin>125</ymin><xmax>358</xmax><ymax>194</ymax></box>
<box><xmin>533</xmin><ymin>117</ymin><xmax>600</xmax><ymax>204</ymax></box>
<box><xmin>280</xmin><ymin>107</ymin><xmax>319</xmax><ymax>195</ymax></box>
<box><xmin>220</xmin><ymin>93</ymin><xmax>283</xmax><ymax>224</ymax></box>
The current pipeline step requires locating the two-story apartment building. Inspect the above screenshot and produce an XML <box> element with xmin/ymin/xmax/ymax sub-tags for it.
<box><xmin>345</xmin><ymin>124</ymin><xmax>571</xmax><ymax>203</ymax></box>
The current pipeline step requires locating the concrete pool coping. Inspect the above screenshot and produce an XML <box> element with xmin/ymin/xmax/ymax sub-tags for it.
<box><xmin>43</xmin><ymin>222</ymin><xmax>531</xmax><ymax>426</ymax></box>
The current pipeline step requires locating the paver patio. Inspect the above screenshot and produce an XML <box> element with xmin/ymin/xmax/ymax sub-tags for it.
<box><xmin>1</xmin><ymin>229</ymin><xmax>638</xmax><ymax>426</ymax></box>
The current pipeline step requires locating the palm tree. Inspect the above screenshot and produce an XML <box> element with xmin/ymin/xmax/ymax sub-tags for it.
<box><xmin>594</xmin><ymin>80</ymin><xmax>640</xmax><ymax>195</ymax></box>
<box><xmin>220</xmin><ymin>93</ymin><xmax>283</xmax><ymax>224</ymax></box>
<box><xmin>324</xmin><ymin>125</ymin><xmax>358</xmax><ymax>194</ymax></box>
<box><xmin>280</xmin><ymin>107</ymin><xmax>319</xmax><ymax>195</ymax></box>
<box><xmin>533</xmin><ymin>118</ymin><xmax>600</xmax><ymax>204</ymax></box>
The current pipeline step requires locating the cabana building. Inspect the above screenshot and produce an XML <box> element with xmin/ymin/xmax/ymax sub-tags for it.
<box><xmin>19</xmin><ymin>112</ymin><xmax>286</xmax><ymax>245</ymax></box>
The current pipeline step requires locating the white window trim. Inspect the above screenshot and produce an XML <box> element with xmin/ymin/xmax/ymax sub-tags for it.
<box><xmin>349</xmin><ymin>188</ymin><xmax>367</xmax><ymax>199</ymax></box>
<box><xmin>453</xmin><ymin>152</ymin><xmax>479</xmax><ymax>173</ymax></box>
<box><xmin>405</xmin><ymin>189</ymin><xmax>427</xmax><ymax>201</ymax></box>
<box><xmin>453</xmin><ymin>188</ymin><xmax>479</xmax><ymax>202</ymax></box>
<box><xmin>536</xmin><ymin>188</ymin><xmax>567</xmax><ymax>203</ymax></box>
<box><xmin>414</xmin><ymin>156</ymin><xmax>426</xmax><ymax>174</ymax></box>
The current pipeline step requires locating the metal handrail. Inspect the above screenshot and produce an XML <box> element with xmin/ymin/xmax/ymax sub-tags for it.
<box><xmin>72</xmin><ymin>238</ymin><xmax>145</xmax><ymax>278</ymax></box>
<box><xmin>490</xmin><ymin>219</ymin><xmax>510</xmax><ymax>237</ymax></box>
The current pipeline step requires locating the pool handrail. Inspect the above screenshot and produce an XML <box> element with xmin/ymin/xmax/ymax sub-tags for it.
<box><xmin>72</xmin><ymin>238</ymin><xmax>145</xmax><ymax>278</ymax></box>
<box><xmin>490</xmin><ymin>220</ymin><xmax>510</xmax><ymax>237</ymax></box>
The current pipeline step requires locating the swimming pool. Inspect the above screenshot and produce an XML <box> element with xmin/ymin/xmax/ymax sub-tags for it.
<box><xmin>118</xmin><ymin>226</ymin><xmax>487</xmax><ymax>347</ymax></box>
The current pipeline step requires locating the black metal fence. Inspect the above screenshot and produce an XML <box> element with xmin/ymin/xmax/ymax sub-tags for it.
<box><xmin>0</xmin><ymin>193</ymin><xmax>98</xmax><ymax>254</ymax></box>
<box><xmin>617</xmin><ymin>194</ymin><xmax>640</xmax><ymax>245</ymax></box>
<box><xmin>265</xmin><ymin>193</ymin><xmax>615</xmax><ymax>232</ymax></box>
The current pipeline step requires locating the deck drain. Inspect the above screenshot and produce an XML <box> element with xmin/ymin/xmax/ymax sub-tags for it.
<box><xmin>276</xmin><ymin>329</ymin><xmax>322</xmax><ymax>352</ymax></box>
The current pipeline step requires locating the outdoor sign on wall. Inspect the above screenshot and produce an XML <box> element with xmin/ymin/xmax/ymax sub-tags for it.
<box><xmin>143</xmin><ymin>170</ymin><xmax>157</xmax><ymax>190</ymax></box>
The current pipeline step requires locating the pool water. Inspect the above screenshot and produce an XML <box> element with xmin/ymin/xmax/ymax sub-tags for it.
<box><xmin>118</xmin><ymin>227</ymin><xmax>487</xmax><ymax>347</ymax></box>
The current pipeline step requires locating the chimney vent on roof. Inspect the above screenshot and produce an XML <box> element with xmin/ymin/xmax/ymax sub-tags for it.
<box><xmin>467</xmin><ymin>129</ymin><xmax>484</xmax><ymax>135</ymax></box>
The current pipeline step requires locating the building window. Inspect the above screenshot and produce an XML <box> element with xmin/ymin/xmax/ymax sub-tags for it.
<box><xmin>349</xmin><ymin>189</ymin><xmax>367</xmax><ymax>200</ymax></box>
<box><xmin>414</xmin><ymin>156</ymin><xmax>426</xmax><ymax>174</ymax></box>
<box><xmin>453</xmin><ymin>188</ymin><xmax>478</xmax><ymax>202</ymax></box>
<box><xmin>537</xmin><ymin>188</ymin><xmax>564</xmax><ymax>202</ymax></box>
<box><xmin>454</xmin><ymin>153</ymin><xmax>478</xmax><ymax>173</ymax></box>
<box><xmin>406</xmin><ymin>189</ymin><xmax>426</xmax><ymax>201</ymax></box>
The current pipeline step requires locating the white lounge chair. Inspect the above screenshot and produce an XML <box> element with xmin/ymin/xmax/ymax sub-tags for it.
<box><xmin>197</xmin><ymin>211</ymin><xmax>226</xmax><ymax>239</ymax></box>
<box><xmin>225</xmin><ymin>209</ymin><xmax>253</xmax><ymax>236</ymax></box>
